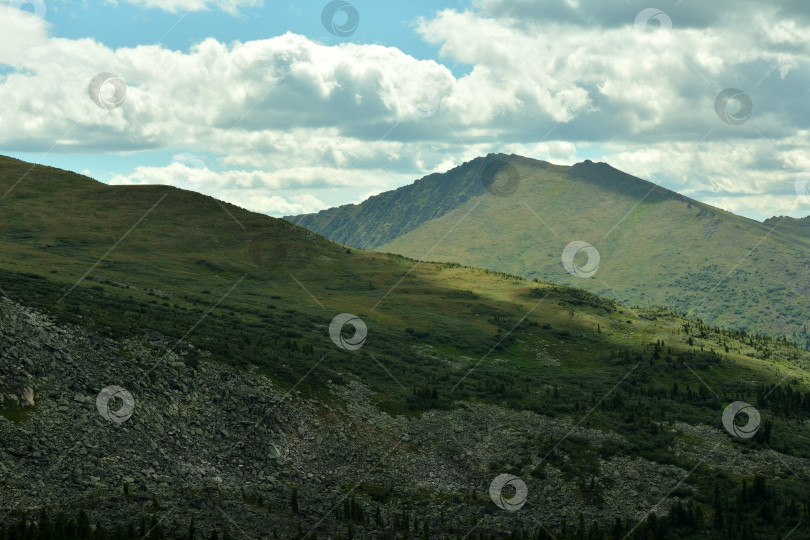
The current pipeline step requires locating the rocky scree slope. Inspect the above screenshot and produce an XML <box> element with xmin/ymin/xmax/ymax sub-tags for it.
<box><xmin>2</xmin><ymin>297</ymin><xmax>810</xmax><ymax>537</ymax></box>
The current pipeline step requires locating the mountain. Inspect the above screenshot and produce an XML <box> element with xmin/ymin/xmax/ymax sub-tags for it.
<box><xmin>288</xmin><ymin>154</ymin><xmax>810</xmax><ymax>342</ymax></box>
<box><xmin>2</xmin><ymin>155</ymin><xmax>810</xmax><ymax>539</ymax></box>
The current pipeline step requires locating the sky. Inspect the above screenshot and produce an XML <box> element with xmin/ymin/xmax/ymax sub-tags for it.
<box><xmin>1</xmin><ymin>0</ymin><xmax>809</xmax><ymax>221</ymax></box>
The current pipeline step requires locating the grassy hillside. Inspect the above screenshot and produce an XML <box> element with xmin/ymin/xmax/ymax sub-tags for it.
<box><xmin>289</xmin><ymin>154</ymin><xmax>810</xmax><ymax>341</ymax></box>
<box><xmin>2</xmin><ymin>155</ymin><xmax>810</xmax><ymax>538</ymax></box>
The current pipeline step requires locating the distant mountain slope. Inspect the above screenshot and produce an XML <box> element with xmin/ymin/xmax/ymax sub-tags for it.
<box><xmin>289</xmin><ymin>154</ymin><xmax>810</xmax><ymax>340</ymax></box>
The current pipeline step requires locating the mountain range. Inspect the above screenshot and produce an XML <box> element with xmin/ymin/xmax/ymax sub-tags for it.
<box><xmin>1</xmin><ymin>155</ymin><xmax>810</xmax><ymax>539</ymax></box>
<box><xmin>289</xmin><ymin>154</ymin><xmax>810</xmax><ymax>343</ymax></box>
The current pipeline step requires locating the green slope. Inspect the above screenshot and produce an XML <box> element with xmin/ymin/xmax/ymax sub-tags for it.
<box><xmin>3</xmin><ymin>155</ymin><xmax>810</xmax><ymax>538</ymax></box>
<box><xmin>289</xmin><ymin>154</ymin><xmax>810</xmax><ymax>340</ymax></box>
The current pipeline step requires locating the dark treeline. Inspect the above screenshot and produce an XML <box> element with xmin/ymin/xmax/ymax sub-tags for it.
<box><xmin>329</xmin><ymin>473</ymin><xmax>808</xmax><ymax>539</ymax></box>
<box><xmin>2</xmin><ymin>469</ymin><xmax>809</xmax><ymax>539</ymax></box>
<box><xmin>0</xmin><ymin>510</ymin><xmax>231</xmax><ymax>540</ymax></box>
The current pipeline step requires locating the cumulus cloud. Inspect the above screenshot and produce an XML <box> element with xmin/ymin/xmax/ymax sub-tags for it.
<box><xmin>108</xmin><ymin>156</ymin><xmax>416</xmax><ymax>215</ymax></box>
<box><xmin>109</xmin><ymin>164</ymin><xmax>327</xmax><ymax>215</ymax></box>
<box><xmin>0</xmin><ymin>33</ymin><xmax>454</xmax><ymax>161</ymax></box>
<box><xmin>417</xmin><ymin>4</ymin><xmax>808</xmax><ymax>141</ymax></box>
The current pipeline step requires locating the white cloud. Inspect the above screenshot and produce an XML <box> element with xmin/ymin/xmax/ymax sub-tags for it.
<box><xmin>0</xmin><ymin>4</ymin><xmax>51</xmax><ymax>66</ymax></box>
<box><xmin>108</xmin><ymin>163</ymin><xmax>328</xmax><ymax>215</ymax></box>
<box><xmin>107</xmin><ymin>160</ymin><xmax>416</xmax><ymax>215</ymax></box>
<box><xmin>701</xmin><ymin>194</ymin><xmax>807</xmax><ymax>221</ymax></box>
<box><xmin>0</xmin><ymin>33</ymin><xmax>455</xmax><ymax>163</ymax></box>
<box><xmin>120</xmin><ymin>0</ymin><xmax>262</xmax><ymax>14</ymax></box>
<box><xmin>222</xmin><ymin>192</ymin><xmax>325</xmax><ymax>215</ymax></box>
<box><xmin>599</xmin><ymin>133</ymin><xmax>810</xmax><ymax>220</ymax></box>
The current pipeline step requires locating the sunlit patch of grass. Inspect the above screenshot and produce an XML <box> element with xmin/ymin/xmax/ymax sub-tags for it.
<box><xmin>0</xmin><ymin>403</ymin><xmax>33</xmax><ymax>423</ymax></box>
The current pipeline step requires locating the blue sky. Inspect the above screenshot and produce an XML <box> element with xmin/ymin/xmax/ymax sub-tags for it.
<box><xmin>42</xmin><ymin>1</ymin><xmax>464</xmax><ymax>68</ymax></box>
<box><xmin>2</xmin><ymin>0</ymin><xmax>809</xmax><ymax>220</ymax></box>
